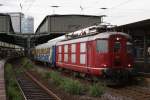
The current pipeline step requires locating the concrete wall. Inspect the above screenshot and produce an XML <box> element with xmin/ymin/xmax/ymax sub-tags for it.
<box><xmin>36</xmin><ymin>15</ymin><xmax>102</xmax><ymax>34</ymax></box>
<box><xmin>0</xmin><ymin>15</ymin><xmax>10</xmax><ymax>33</ymax></box>
<box><xmin>9</xmin><ymin>13</ymin><xmax>24</xmax><ymax>33</ymax></box>
<box><xmin>39</xmin><ymin>18</ymin><xmax>48</xmax><ymax>33</ymax></box>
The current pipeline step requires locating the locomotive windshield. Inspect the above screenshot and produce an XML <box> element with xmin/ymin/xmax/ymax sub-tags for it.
<box><xmin>114</xmin><ymin>42</ymin><xmax>121</xmax><ymax>52</ymax></box>
<box><xmin>96</xmin><ymin>40</ymin><xmax>108</xmax><ymax>53</ymax></box>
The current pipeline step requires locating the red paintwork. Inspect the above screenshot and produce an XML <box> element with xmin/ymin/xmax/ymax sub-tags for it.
<box><xmin>56</xmin><ymin>33</ymin><xmax>133</xmax><ymax>76</ymax></box>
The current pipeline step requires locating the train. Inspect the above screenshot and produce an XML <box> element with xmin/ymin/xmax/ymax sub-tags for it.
<box><xmin>32</xmin><ymin>25</ymin><xmax>134</xmax><ymax>82</ymax></box>
<box><xmin>0</xmin><ymin>41</ymin><xmax>24</xmax><ymax>58</ymax></box>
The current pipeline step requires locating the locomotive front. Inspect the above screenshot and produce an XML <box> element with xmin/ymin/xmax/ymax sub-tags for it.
<box><xmin>96</xmin><ymin>32</ymin><xmax>134</xmax><ymax>82</ymax></box>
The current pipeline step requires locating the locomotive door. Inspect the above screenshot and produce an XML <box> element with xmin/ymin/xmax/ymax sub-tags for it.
<box><xmin>87</xmin><ymin>42</ymin><xmax>93</xmax><ymax>71</ymax></box>
<box><xmin>111</xmin><ymin>37</ymin><xmax>125</xmax><ymax>68</ymax></box>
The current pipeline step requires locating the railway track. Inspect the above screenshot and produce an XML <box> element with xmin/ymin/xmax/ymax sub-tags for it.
<box><xmin>34</xmin><ymin>63</ymin><xmax>150</xmax><ymax>100</ymax></box>
<box><xmin>16</xmin><ymin>71</ymin><xmax>61</xmax><ymax>100</ymax></box>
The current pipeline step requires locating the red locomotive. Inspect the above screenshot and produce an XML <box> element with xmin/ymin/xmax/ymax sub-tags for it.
<box><xmin>33</xmin><ymin>25</ymin><xmax>134</xmax><ymax>82</ymax></box>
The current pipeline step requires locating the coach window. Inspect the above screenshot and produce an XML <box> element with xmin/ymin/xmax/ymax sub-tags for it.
<box><xmin>97</xmin><ymin>40</ymin><xmax>108</xmax><ymax>53</ymax></box>
<box><xmin>71</xmin><ymin>44</ymin><xmax>76</xmax><ymax>63</ymax></box>
<box><xmin>64</xmin><ymin>45</ymin><xmax>68</xmax><ymax>62</ymax></box>
<box><xmin>80</xmin><ymin>43</ymin><xmax>86</xmax><ymax>64</ymax></box>
<box><xmin>59</xmin><ymin>46</ymin><xmax>62</xmax><ymax>53</ymax></box>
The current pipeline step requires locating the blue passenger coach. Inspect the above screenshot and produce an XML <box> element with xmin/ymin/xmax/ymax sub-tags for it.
<box><xmin>33</xmin><ymin>36</ymin><xmax>65</xmax><ymax>67</ymax></box>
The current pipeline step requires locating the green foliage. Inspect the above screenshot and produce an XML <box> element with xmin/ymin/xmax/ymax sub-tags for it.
<box><xmin>50</xmin><ymin>71</ymin><xmax>63</xmax><ymax>86</ymax></box>
<box><xmin>44</xmin><ymin>71</ymin><xmax>84</xmax><ymax>95</ymax></box>
<box><xmin>7</xmin><ymin>85</ymin><xmax>22</xmax><ymax>100</ymax></box>
<box><xmin>25</xmin><ymin>62</ymin><xmax>34</xmax><ymax>70</ymax></box>
<box><xmin>5</xmin><ymin>64</ymin><xmax>13</xmax><ymax>77</ymax></box>
<box><xmin>5</xmin><ymin>63</ymin><xmax>23</xmax><ymax>100</ymax></box>
<box><xmin>40</xmin><ymin>70</ymin><xmax>105</xmax><ymax>96</ymax></box>
<box><xmin>21</xmin><ymin>57</ymin><xmax>34</xmax><ymax>70</ymax></box>
<box><xmin>61</xmin><ymin>78</ymin><xmax>84</xmax><ymax>95</ymax></box>
<box><xmin>44</xmin><ymin>72</ymin><xmax>51</xmax><ymax>79</ymax></box>
<box><xmin>32</xmin><ymin>64</ymin><xmax>106</xmax><ymax>96</ymax></box>
<box><xmin>89</xmin><ymin>83</ymin><xmax>105</xmax><ymax>97</ymax></box>
<box><xmin>21</xmin><ymin>57</ymin><xmax>28</xmax><ymax>66</ymax></box>
<box><xmin>15</xmin><ymin>67</ymin><xmax>24</xmax><ymax>75</ymax></box>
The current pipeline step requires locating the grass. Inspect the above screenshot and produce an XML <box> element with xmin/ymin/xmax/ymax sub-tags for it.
<box><xmin>37</xmin><ymin>69</ymin><xmax>106</xmax><ymax>96</ymax></box>
<box><xmin>21</xmin><ymin>57</ymin><xmax>28</xmax><ymax>66</ymax></box>
<box><xmin>25</xmin><ymin>62</ymin><xmax>34</xmax><ymax>70</ymax></box>
<box><xmin>19</xmin><ymin>58</ymin><xmax>106</xmax><ymax>96</ymax></box>
<box><xmin>44</xmin><ymin>72</ymin><xmax>51</xmax><ymax>79</ymax></box>
<box><xmin>89</xmin><ymin>83</ymin><xmax>105</xmax><ymax>97</ymax></box>
<box><xmin>60</xmin><ymin>78</ymin><xmax>84</xmax><ymax>95</ymax></box>
<box><xmin>5</xmin><ymin>63</ymin><xmax>23</xmax><ymax>100</ymax></box>
<box><xmin>21</xmin><ymin>57</ymin><xmax>34</xmax><ymax>70</ymax></box>
<box><xmin>42</xmin><ymin>71</ymin><xmax>84</xmax><ymax>95</ymax></box>
<box><xmin>49</xmin><ymin>71</ymin><xmax>63</xmax><ymax>86</ymax></box>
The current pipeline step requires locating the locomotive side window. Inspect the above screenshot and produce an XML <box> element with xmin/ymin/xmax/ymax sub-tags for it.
<box><xmin>80</xmin><ymin>43</ymin><xmax>86</xmax><ymax>52</ymax></box>
<box><xmin>64</xmin><ymin>54</ymin><xmax>68</xmax><ymax>62</ymax></box>
<box><xmin>114</xmin><ymin>42</ymin><xmax>121</xmax><ymax>52</ymax></box>
<box><xmin>58</xmin><ymin>46</ymin><xmax>62</xmax><ymax>62</ymax></box>
<box><xmin>80</xmin><ymin>43</ymin><xmax>86</xmax><ymax>64</ymax></box>
<box><xmin>72</xmin><ymin>54</ymin><xmax>76</xmax><ymax>63</ymax></box>
<box><xmin>80</xmin><ymin>54</ymin><xmax>86</xmax><ymax>64</ymax></box>
<box><xmin>96</xmin><ymin>40</ymin><xmax>108</xmax><ymax>53</ymax></box>
<box><xmin>71</xmin><ymin>44</ymin><xmax>76</xmax><ymax>63</ymax></box>
<box><xmin>71</xmin><ymin>44</ymin><xmax>76</xmax><ymax>52</ymax></box>
<box><xmin>64</xmin><ymin>45</ymin><xmax>68</xmax><ymax>62</ymax></box>
<box><xmin>64</xmin><ymin>45</ymin><xmax>68</xmax><ymax>53</ymax></box>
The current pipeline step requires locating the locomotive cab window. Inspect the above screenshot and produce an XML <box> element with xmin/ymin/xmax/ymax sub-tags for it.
<box><xmin>114</xmin><ymin>42</ymin><xmax>121</xmax><ymax>52</ymax></box>
<box><xmin>96</xmin><ymin>40</ymin><xmax>108</xmax><ymax>53</ymax></box>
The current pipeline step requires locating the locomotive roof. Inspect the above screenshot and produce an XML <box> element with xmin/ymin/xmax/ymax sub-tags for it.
<box><xmin>35</xmin><ymin>32</ymin><xmax>130</xmax><ymax>49</ymax></box>
<box><xmin>94</xmin><ymin>32</ymin><xmax>130</xmax><ymax>39</ymax></box>
<box><xmin>56</xmin><ymin>32</ymin><xmax>130</xmax><ymax>45</ymax></box>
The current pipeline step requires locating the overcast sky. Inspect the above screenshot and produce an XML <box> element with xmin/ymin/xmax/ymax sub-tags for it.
<box><xmin>0</xmin><ymin>0</ymin><xmax>150</xmax><ymax>31</ymax></box>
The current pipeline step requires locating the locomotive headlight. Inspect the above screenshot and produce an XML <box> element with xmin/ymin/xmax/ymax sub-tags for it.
<box><xmin>116</xmin><ymin>37</ymin><xmax>120</xmax><ymax>40</ymax></box>
<box><xmin>102</xmin><ymin>64</ymin><xmax>108</xmax><ymax>67</ymax></box>
<box><xmin>128</xmin><ymin>64</ymin><xmax>132</xmax><ymax>67</ymax></box>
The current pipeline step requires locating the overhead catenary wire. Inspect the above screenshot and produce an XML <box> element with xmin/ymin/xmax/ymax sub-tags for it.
<box><xmin>20</xmin><ymin>0</ymin><xmax>37</xmax><ymax>14</ymax></box>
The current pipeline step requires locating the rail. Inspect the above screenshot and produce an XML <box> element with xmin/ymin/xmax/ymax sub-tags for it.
<box><xmin>16</xmin><ymin>71</ymin><xmax>61</xmax><ymax>100</ymax></box>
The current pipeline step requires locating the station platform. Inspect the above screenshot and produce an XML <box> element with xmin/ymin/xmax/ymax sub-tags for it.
<box><xmin>0</xmin><ymin>60</ymin><xmax>6</xmax><ymax>100</ymax></box>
